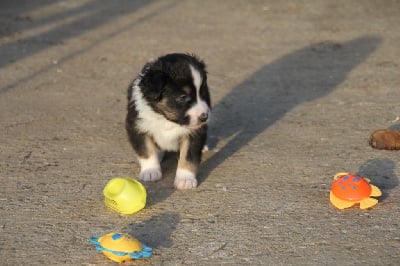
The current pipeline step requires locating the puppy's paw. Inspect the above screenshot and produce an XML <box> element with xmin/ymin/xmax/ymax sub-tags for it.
<box><xmin>174</xmin><ymin>169</ymin><xmax>198</xmax><ymax>189</ymax></box>
<box><xmin>139</xmin><ymin>168</ymin><xmax>162</xmax><ymax>182</ymax></box>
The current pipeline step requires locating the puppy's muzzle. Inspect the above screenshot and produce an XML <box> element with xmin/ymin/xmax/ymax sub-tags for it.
<box><xmin>199</xmin><ymin>112</ymin><xmax>208</xmax><ymax>123</ymax></box>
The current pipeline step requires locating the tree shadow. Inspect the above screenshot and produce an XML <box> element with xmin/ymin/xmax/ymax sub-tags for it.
<box><xmin>199</xmin><ymin>36</ymin><xmax>382</xmax><ymax>183</ymax></box>
<box><xmin>357</xmin><ymin>158</ymin><xmax>398</xmax><ymax>200</ymax></box>
<box><xmin>0</xmin><ymin>0</ymin><xmax>57</xmax><ymax>37</ymax></box>
<box><xmin>0</xmin><ymin>0</ymin><xmax>181</xmax><ymax>94</ymax></box>
<box><xmin>0</xmin><ymin>0</ymin><xmax>150</xmax><ymax>69</ymax></box>
<box><xmin>128</xmin><ymin>212</ymin><xmax>179</xmax><ymax>248</ymax></box>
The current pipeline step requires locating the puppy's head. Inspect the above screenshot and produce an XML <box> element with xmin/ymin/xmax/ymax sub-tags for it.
<box><xmin>139</xmin><ymin>54</ymin><xmax>211</xmax><ymax>129</ymax></box>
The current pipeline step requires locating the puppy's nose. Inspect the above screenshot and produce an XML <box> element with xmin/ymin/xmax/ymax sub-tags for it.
<box><xmin>199</xmin><ymin>112</ymin><xmax>208</xmax><ymax>123</ymax></box>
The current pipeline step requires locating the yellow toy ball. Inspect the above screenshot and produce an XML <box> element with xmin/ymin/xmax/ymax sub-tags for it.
<box><xmin>90</xmin><ymin>233</ymin><xmax>152</xmax><ymax>262</ymax></box>
<box><xmin>103</xmin><ymin>177</ymin><xmax>146</xmax><ymax>214</ymax></box>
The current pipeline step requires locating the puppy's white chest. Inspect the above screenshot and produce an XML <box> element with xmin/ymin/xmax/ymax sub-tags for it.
<box><xmin>144</xmin><ymin>118</ymin><xmax>190</xmax><ymax>151</ymax></box>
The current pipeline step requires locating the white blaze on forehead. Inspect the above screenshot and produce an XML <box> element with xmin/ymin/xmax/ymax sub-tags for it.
<box><xmin>190</xmin><ymin>65</ymin><xmax>202</xmax><ymax>91</ymax></box>
<box><xmin>187</xmin><ymin>65</ymin><xmax>210</xmax><ymax>127</ymax></box>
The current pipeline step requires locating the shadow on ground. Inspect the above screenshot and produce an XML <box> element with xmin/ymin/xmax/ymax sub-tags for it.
<box><xmin>389</xmin><ymin>123</ymin><xmax>400</xmax><ymax>130</ymax></box>
<box><xmin>128</xmin><ymin>212</ymin><xmax>179</xmax><ymax>248</ymax></box>
<box><xmin>357</xmin><ymin>158</ymin><xmax>398</xmax><ymax>200</ymax></box>
<box><xmin>200</xmin><ymin>36</ymin><xmax>381</xmax><ymax>183</ymax></box>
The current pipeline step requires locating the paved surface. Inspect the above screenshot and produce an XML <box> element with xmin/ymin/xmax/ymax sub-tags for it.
<box><xmin>1</xmin><ymin>0</ymin><xmax>400</xmax><ymax>265</ymax></box>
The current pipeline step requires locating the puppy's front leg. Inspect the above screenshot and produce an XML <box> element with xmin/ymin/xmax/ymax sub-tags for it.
<box><xmin>137</xmin><ymin>136</ymin><xmax>162</xmax><ymax>182</ymax></box>
<box><xmin>175</xmin><ymin>134</ymin><xmax>205</xmax><ymax>189</ymax></box>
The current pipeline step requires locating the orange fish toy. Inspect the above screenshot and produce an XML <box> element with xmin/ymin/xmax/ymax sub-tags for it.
<box><xmin>89</xmin><ymin>233</ymin><xmax>152</xmax><ymax>262</ymax></box>
<box><xmin>330</xmin><ymin>172</ymin><xmax>382</xmax><ymax>210</ymax></box>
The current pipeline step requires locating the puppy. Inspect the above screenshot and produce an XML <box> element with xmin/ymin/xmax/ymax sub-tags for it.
<box><xmin>125</xmin><ymin>53</ymin><xmax>211</xmax><ymax>189</ymax></box>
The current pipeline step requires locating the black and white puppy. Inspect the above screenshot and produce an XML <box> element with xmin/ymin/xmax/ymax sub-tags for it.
<box><xmin>125</xmin><ymin>53</ymin><xmax>211</xmax><ymax>189</ymax></box>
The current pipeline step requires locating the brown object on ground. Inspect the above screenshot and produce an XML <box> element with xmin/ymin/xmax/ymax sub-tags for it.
<box><xmin>370</xmin><ymin>129</ymin><xmax>400</xmax><ymax>150</ymax></box>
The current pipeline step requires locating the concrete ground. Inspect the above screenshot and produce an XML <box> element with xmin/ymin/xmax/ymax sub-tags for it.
<box><xmin>1</xmin><ymin>0</ymin><xmax>400</xmax><ymax>265</ymax></box>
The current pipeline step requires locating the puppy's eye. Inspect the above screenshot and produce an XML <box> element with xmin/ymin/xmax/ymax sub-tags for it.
<box><xmin>176</xmin><ymin>94</ymin><xmax>190</xmax><ymax>104</ymax></box>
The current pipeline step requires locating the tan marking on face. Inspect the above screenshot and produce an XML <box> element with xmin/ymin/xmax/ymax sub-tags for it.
<box><xmin>177</xmin><ymin>136</ymin><xmax>198</xmax><ymax>173</ymax></box>
<box><xmin>182</xmin><ymin>86</ymin><xmax>192</xmax><ymax>95</ymax></box>
<box><xmin>156</xmin><ymin>98</ymin><xmax>180</xmax><ymax>121</ymax></box>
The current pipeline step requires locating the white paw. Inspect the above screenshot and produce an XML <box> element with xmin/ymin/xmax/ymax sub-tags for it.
<box><xmin>174</xmin><ymin>169</ymin><xmax>198</xmax><ymax>189</ymax></box>
<box><xmin>139</xmin><ymin>168</ymin><xmax>162</xmax><ymax>182</ymax></box>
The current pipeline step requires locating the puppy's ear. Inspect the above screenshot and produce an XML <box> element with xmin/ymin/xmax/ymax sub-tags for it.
<box><xmin>140</xmin><ymin>70</ymin><xmax>167</xmax><ymax>101</ymax></box>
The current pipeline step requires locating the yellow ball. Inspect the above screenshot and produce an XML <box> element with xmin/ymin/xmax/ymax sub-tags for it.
<box><xmin>103</xmin><ymin>177</ymin><xmax>146</xmax><ymax>214</ymax></box>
